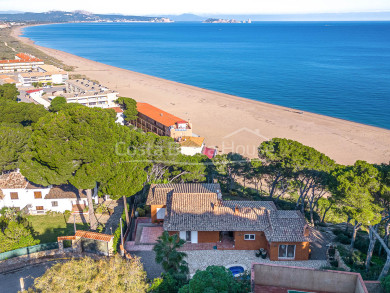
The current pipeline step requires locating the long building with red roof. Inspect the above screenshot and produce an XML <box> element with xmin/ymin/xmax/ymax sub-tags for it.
<box><xmin>131</xmin><ymin>102</ymin><xmax>192</xmax><ymax>140</ymax></box>
<box><xmin>0</xmin><ymin>53</ymin><xmax>44</xmax><ymax>73</ymax></box>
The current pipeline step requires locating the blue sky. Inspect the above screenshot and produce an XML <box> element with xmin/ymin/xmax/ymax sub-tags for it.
<box><xmin>1</xmin><ymin>0</ymin><xmax>390</xmax><ymax>15</ymax></box>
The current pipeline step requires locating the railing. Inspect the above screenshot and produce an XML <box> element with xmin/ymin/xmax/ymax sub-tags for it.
<box><xmin>0</xmin><ymin>242</ymin><xmax>59</xmax><ymax>261</ymax></box>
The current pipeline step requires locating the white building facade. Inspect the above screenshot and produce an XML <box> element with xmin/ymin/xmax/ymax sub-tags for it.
<box><xmin>0</xmin><ymin>172</ymin><xmax>98</xmax><ymax>214</ymax></box>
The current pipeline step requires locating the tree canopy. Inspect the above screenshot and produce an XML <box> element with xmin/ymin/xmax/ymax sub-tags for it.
<box><xmin>0</xmin><ymin>100</ymin><xmax>47</xmax><ymax>126</ymax></box>
<box><xmin>0</xmin><ymin>83</ymin><xmax>19</xmax><ymax>101</ymax></box>
<box><xmin>20</xmin><ymin>106</ymin><xmax>120</xmax><ymax>229</ymax></box>
<box><xmin>178</xmin><ymin>266</ymin><xmax>250</xmax><ymax>293</ymax></box>
<box><xmin>0</xmin><ymin>208</ymin><xmax>39</xmax><ymax>253</ymax></box>
<box><xmin>28</xmin><ymin>256</ymin><xmax>148</xmax><ymax>293</ymax></box>
<box><xmin>0</xmin><ymin>123</ymin><xmax>31</xmax><ymax>172</ymax></box>
<box><xmin>153</xmin><ymin>231</ymin><xmax>188</xmax><ymax>275</ymax></box>
<box><xmin>116</xmin><ymin>97</ymin><xmax>138</xmax><ymax>122</ymax></box>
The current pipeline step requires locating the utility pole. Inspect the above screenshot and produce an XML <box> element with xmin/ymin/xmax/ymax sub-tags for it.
<box><xmin>20</xmin><ymin>278</ymin><xmax>25</xmax><ymax>292</ymax></box>
<box><xmin>73</xmin><ymin>214</ymin><xmax>77</xmax><ymax>233</ymax></box>
<box><xmin>120</xmin><ymin>218</ymin><xmax>124</xmax><ymax>256</ymax></box>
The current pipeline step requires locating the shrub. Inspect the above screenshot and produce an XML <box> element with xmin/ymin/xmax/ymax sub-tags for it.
<box><xmin>335</xmin><ymin>234</ymin><xmax>350</xmax><ymax>245</ymax></box>
<box><xmin>354</xmin><ymin>236</ymin><xmax>369</xmax><ymax>253</ymax></box>
<box><xmin>381</xmin><ymin>274</ymin><xmax>390</xmax><ymax>292</ymax></box>
<box><xmin>136</xmin><ymin>207</ymin><xmax>145</xmax><ymax>217</ymax></box>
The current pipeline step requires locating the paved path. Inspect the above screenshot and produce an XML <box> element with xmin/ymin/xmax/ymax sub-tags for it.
<box><xmin>0</xmin><ymin>260</ymin><xmax>63</xmax><ymax>293</ymax></box>
<box><xmin>131</xmin><ymin>251</ymin><xmax>163</xmax><ymax>280</ymax></box>
<box><xmin>186</xmin><ymin>250</ymin><xmax>328</xmax><ymax>275</ymax></box>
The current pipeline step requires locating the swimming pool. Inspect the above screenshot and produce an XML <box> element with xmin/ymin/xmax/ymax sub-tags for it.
<box><xmin>228</xmin><ymin>266</ymin><xmax>245</xmax><ymax>276</ymax></box>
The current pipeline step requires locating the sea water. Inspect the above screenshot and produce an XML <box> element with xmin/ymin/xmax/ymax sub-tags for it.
<box><xmin>23</xmin><ymin>22</ymin><xmax>390</xmax><ymax>129</ymax></box>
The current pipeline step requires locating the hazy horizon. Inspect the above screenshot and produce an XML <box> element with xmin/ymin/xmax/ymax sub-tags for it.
<box><xmin>2</xmin><ymin>0</ymin><xmax>390</xmax><ymax>16</ymax></box>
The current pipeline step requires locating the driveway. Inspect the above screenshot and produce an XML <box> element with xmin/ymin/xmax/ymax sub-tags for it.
<box><xmin>131</xmin><ymin>251</ymin><xmax>163</xmax><ymax>280</ymax></box>
<box><xmin>0</xmin><ymin>260</ymin><xmax>63</xmax><ymax>293</ymax></box>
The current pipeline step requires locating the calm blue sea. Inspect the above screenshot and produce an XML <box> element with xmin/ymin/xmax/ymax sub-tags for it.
<box><xmin>24</xmin><ymin>22</ymin><xmax>390</xmax><ymax>129</ymax></box>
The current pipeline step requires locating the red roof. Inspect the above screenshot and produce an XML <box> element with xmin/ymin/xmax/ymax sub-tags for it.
<box><xmin>0</xmin><ymin>53</ymin><xmax>43</xmax><ymax>64</ymax></box>
<box><xmin>109</xmin><ymin>107</ymin><xmax>123</xmax><ymax>113</ymax></box>
<box><xmin>137</xmin><ymin>103</ymin><xmax>187</xmax><ymax>127</ymax></box>
<box><xmin>75</xmin><ymin>230</ymin><xmax>114</xmax><ymax>242</ymax></box>
<box><xmin>202</xmin><ymin>147</ymin><xmax>217</xmax><ymax>159</ymax></box>
<box><xmin>26</xmin><ymin>89</ymin><xmax>43</xmax><ymax>94</ymax></box>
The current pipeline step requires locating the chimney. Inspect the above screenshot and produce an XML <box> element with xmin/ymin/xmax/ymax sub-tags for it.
<box><xmin>235</xmin><ymin>206</ymin><xmax>239</xmax><ymax>215</ymax></box>
<box><xmin>216</xmin><ymin>189</ymin><xmax>222</xmax><ymax>200</ymax></box>
<box><xmin>160</xmin><ymin>113</ymin><xmax>163</xmax><ymax>116</ymax></box>
<box><xmin>304</xmin><ymin>225</ymin><xmax>310</xmax><ymax>237</ymax></box>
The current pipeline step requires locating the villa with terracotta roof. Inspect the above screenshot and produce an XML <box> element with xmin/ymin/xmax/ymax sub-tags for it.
<box><xmin>0</xmin><ymin>53</ymin><xmax>44</xmax><ymax>73</ymax></box>
<box><xmin>146</xmin><ymin>183</ymin><xmax>313</xmax><ymax>261</ymax></box>
<box><xmin>0</xmin><ymin>171</ymin><xmax>98</xmax><ymax>214</ymax></box>
<box><xmin>178</xmin><ymin>136</ymin><xmax>205</xmax><ymax>156</ymax></box>
<box><xmin>131</xmin><ymin>102</ymin><xmax>192</xmax><ymax>140</ymax></box>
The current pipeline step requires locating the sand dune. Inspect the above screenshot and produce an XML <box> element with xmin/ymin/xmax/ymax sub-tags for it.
<box><xmin>12</xmin><ymin>25</ymin><xmax>390</xmax><ymax>165</ymax></box>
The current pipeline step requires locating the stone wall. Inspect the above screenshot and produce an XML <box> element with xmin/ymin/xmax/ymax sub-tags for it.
<box><xmin>0</xmin><ymin>248</ymin><xmax>73</xmax><ymax>273</ymax></box>
<box><xmin>0</xmin><ymin>249</ymin><xmax>107</xmax><ymax>274</ymax></box>
<box><xmin>335</xmin><ymin>249</ymin><xmax>351</xmax><ymax>272</ymax></box>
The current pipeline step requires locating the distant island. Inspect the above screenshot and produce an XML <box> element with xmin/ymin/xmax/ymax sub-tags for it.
<box><xmin>0</xmin><ymin>10</ymin><xmax>173</xmax><ymax>24</ymax></box>
<box><xmin>203</xmin><ymin>18</ymin><xmax>251</xmax><ymax>23</ymax></box>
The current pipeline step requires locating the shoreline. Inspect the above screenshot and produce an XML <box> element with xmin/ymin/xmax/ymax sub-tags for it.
<box><xmin>11</xmin><ymin>24</ymin><xmax>390</xmax><ymax>165</ymax></box>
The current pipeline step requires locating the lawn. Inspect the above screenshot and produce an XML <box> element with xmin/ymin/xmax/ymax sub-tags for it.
<box><xmin>27</xmin><ymin>214</ymin><xmax>89</xmax><ymax>244</ymax></box>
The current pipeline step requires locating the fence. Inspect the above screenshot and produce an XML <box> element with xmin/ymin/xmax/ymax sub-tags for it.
<box><xmin>0</xmin><ymin>242</ymin><xmax>59</xmax><ymax>261</ymax></box>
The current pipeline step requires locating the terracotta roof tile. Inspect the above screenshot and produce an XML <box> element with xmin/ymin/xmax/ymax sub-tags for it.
<box><xmin>178</xmin><ymin>136</ymin><xmax>205</xmax><ymax>148</ymax></box>
<box><xmin>75</xmin><ymin>230</ymin><xmax>114</xmax><ymax>242</ymax></box>
<box><xmin>45</xmin><ymin>185</ymin><xmax>87</xmax><ymax>199</ymax></box>
<box><xmin>137</xmin><ymin>103</ymin><xmax>187</xmax><ymax>127</ymax></box>
<box><xmin>149</xmin><ymin>183</ymin><xmax>311</xmax><ymax>243</ymax></box>
<box><xmin>0</xmin><ymin>53</ymin><xmax>43</xmax><ymax>64</ymax></box>
<box><xmin>0</xmin><ymin>172</ymin><xmax>29</xmax><ymax>189</ymax></box>
<box><xmin>146</xmin><ymin>183</ymin><xmax>221</xmax><ymax>205</ymax></box>
<box><xmin>0</xmin><ymin>172</ymin><xmax>46</xmax><ymax>190</ymax></box>
<box><xmin>109</xmin><ymin>107</ymin><xmax>123</xmax><ymax>113</ymax></box>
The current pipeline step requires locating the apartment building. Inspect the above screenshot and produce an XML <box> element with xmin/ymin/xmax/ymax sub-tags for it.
<box><xmin>0</xmin><ymin>53</ymin><xmax>44</xmax><ymax>73</ymax></box>
<box><xmin>131</xmin><ymin>102</ymin><xmax>192</xmax><ymax>140</ymax></box>
<box><xmin>61</xmin><ymin>79</ymin><xmax>119</xmax><ymax>108</ymax></box>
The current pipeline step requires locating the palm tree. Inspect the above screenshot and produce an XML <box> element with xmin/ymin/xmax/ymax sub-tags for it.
<box><xmin>153</xmin><ymin>231</ymin><xmax>189</xmax><ymax>274</ymax></box>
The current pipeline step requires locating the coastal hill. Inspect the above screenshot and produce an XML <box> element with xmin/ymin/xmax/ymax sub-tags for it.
<box><xmin>0</xmin><ymin>10</ymin><xmax>171</xmax><ymax>23</ymax></box>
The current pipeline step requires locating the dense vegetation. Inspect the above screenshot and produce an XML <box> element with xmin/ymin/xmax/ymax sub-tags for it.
<box><xmin>151</xmin><ymin>232</ymin><xmax>250</xmax><ymax>292</ymax></box>
<box><xmin>27</xmin><ymin>256</ymin><xmax>148</xmax><ymax>292</ymax></box>
<box><xmin>2</xmin><ymin>82</ymin><xmax>390</xmax><ymax>283</ymax></box>
<box><xmin>0</xmin><ymin>208</ymin><xmax>39</xmax><ymax>253</ymax></box>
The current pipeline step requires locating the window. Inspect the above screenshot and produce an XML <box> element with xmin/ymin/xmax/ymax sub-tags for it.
<box><xmin>186</xmin><ymin>231</ymin><xmax>192</xmax><ymax>242</ymax></box>
<box><xmin>36</xmin><ymin>206</ymin><xmax>44</xmax><ymax>213</ymax></box>
<box><xmin>156</xmin><ymin>208</ymin><xmax>165</xmax><ymax>220</ymax></box>
<box><xmin>51</xmin><ymin>201</ymin><xmax>58</xmax><ymax>207</ymax></box>
<box><xmin>10</xmin><ymin>192</ymin><xmax>19</xmax><ymax>200</ymax></box>
<box><xmin>244</xmin><ymin>234</ymin><xmax>255</xmax><ymax>240</ymax></box>
<box><xmin>34</xmin><ymin>191</ymin><xmax>42</xmax><ymax>199</ymax></box>
<box><xmin>278</xmin><ymin>244</ymin><xmax>296</xmax><ymax>259</ymax></box>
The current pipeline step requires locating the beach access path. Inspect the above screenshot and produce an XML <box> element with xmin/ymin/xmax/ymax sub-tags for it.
<box><xmin>11</xmin><ymin>25</ymin><xmax>390</xmax><ymax>165</ymax></box>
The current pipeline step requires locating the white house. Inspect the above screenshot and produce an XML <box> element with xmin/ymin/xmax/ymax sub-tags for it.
<box><xmin>25</xmin><ymin>89</ymin><xmax>51</xmax><ymax>108</ymax></box>
<box><xmin>0</xmin><ymin>172</ymin><xmax>98</xmax><ymax>214</ymax></box>
<box><xmin>108</xmin><ymin>107</ymin><xmax>125</xmax><ymax>125</ymax></box>
<box><xmin>178</xmin><ymin>136</ymin><xmax>205</xmax><ymax>156</ymax></box>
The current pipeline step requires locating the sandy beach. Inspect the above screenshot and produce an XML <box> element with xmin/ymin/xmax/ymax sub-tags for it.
<box><xmin>11</xmin><ymin>25</ymin><xmax>390</xmax><ymax>165</ymax></box>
